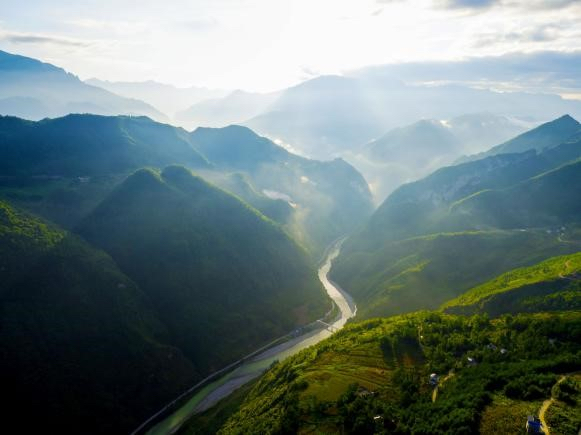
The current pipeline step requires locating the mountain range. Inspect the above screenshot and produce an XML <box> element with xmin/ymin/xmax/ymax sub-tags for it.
<box><xmin>0</xmin><ymin>50</ymin><xmax>167</xmax><ymax>122</ymax></box>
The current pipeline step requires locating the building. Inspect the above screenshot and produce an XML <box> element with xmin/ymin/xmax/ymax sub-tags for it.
<box><xmin>429</xmin><ymin>373</ymin><xmax>439</xmax><ymax>386</ymax></box>
<box><xmin>526</xmin><ymin>415</ymin><xmax>543</xmax><ymax>433</ymax></box>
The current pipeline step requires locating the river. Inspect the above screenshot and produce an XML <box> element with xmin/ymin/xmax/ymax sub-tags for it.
<box><xmin>144</xmin><ymin>239</ymin><xmax>356</xmax><ymax>435</ymax></box>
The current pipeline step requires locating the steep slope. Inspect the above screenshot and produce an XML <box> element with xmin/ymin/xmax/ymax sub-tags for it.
<box><xmin>0</xmin><ymin>200</ymin><xmax>196</xmax><ymax>434</ymax></box>
<box><xmin>79</xmin><ymin>166</ymin><xmax>329</xmax><ymax>372</ymax></box>
<box><xmin>190</xmin><ymin>125</ymin><xmax>374</xmax><ymax>257</ymax></box>
<box><xmin>0</xmin><ymin>114</ymin><xmax>209</xmax><ymax>176</ymax></box>
<box><xmin>449</xmin><ymin>159</ymin><xmax>581</xmax><ymax>230</ymax></box>
<box><xmin>333</xmin><ymin>116</ymin><xmax>581</xmax><ymax>319</ymax></box>
<box><xmin>0</xmin><ymin>50</ymin><xmax>167</xmax><ymax>121</ymax></box>
<box><xmin>217</xmin><ymin>311</ymin><xmax>581</xmax><ymax>434</ymax></box>
<box><xmin>466</xmin><ymin>115</ymin><xmax>580</xmax><ymax>161</ymax></box>
<box><xmin>443</xmin><ymin>252</ymin><xmax>581</xmax><ymax>316</ymax></box>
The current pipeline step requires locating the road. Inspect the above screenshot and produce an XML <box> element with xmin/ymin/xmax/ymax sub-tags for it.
<box><xmin>142</xmin><ymin>239</ymin><xmax>356</xmax><ymax>435</ymax></box>
<box><xmin>538</xmin><ymin>375</ymin><xmax>566</xmax><ymax>435</ymax></box>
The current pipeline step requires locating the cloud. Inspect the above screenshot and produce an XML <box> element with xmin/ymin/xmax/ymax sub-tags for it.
<box><xmin>472</xmin><ymin>24</ymin><xmax>565</xmax><ymax>47</ymax></box>
<box><xmin>436</xmin><ymin>0</ymin><xmax>498</xmax><ymax>9</ymax></box>
<box><xmin>372</xmin><ymin>8</ymin><xmax>384</xmax><ymax>16</ymax></box>
<box><xmin>180</xmin><ymin>17</ymin><xmax>219</xmax><ymax>32</ymax></box>
<box><xmin>0</xmin><ymin>32</ymin><xmax>90</xmax><ymax>47</ymax></box>
<box><xmin>353</xmin><ymin>50</ymin><xmax>581</xmax><ymax>95</ymax></box>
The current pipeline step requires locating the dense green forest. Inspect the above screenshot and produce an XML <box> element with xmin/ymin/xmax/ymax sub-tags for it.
<box><xmin>0</xmin><ymin>200</ymin><xmax>197</xmax><ymax>433</ymax></box>
<box><xmin>80</xmin><ymin>165</ymin><xmax>328</xmax><ymax>372</ymax></box>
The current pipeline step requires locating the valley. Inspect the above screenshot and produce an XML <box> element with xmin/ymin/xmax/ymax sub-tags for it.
<box><xmin>1</xmin><ymin>9</ymin><xmax>581</xmax><ymax>432</ymax></box>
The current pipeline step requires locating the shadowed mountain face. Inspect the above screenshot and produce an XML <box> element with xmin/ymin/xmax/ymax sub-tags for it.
<box><xmin>0</xmin><ymin>50</ymin><xmax>167</xmax><ymax>121</ymax></box>
<box><xmin>0</xmin><ymin>200</ymin><xmax>197</xmax><ymax>434</ymax></box>
<box><xmin>79</xmin><ymin>166</ymin><xmax>328</xmax><ymax>373</ymax></box>
<box><xmin>332</xmin><ymin>115</ymin><xmax>581</xmax><ymax>319</ymax></box>
<box><xmin>0</xmin><ymin>114</ymin><xmax>209</xmax><ymax>176</ymax></box>
<box><xmin>0</xmin><ymin>114</ymin><xmax>373</xmax><ymax>258</ymax></box>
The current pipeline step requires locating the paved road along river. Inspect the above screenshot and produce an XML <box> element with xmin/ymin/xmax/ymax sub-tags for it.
<box><xmin>145</xmin><ymin>239</ymin><xmax>356</xmax><ymax>435</ymax></box>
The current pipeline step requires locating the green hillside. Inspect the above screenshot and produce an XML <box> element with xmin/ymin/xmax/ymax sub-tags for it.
<box><xmin>0</xmin><ymin>200</ymin><xmax>197</xmax><ymax>434</ymax></box>
<box><xmin>450</xmin><ymin>159</ymin><xmax>581</xmax><ymax>230</ymax></box>
<box><xmin>443</xmin><ymin>252</ymin><xmax>581</xmax><ymax>316</ymax></box>
<box><xmin>217</xmin><ymin>311</ymin><xmax>581</xmax><ymax>434</ymax></box>
<box><xmin>79</xmin><ymin>166</ymin><xmax>329</xmax><ymax>373</ymax></box>
<box><xmin>0</xmin><ymin>114</ymin><xmax>209</xmax><ymax>176</ymax></box>
<box><xmin>334</xmin><ymin>116</ymin><xmax>581</xmax><ymax>319</ymax></box>
<box><xmin>332</xmin><ymin>229</ymin><xmax>580</xmax><ymax>319</ymax></box>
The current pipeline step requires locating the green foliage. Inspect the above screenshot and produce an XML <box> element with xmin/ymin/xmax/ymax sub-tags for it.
<box><xmin>0</xmin><ymin>200</ymin><xmax>197</xmax><ymax>434</ymax></box>
<box><xmin>79</xmin><ymin>166</ymin><xmax>328</xmax><ymax>373</ymax></box>
<box><xmin>335</xmin><ymin>116</ymin><xmax>581</xmax><ymax>319</ymax></box>
<box><xmin>444</xmin><ymin>252</ymin><xmax>581</xmax><ymax>315</ymax></box>
<box><xmin>217</xmin><ymin>311</ymin><xmax>581</xmax><ymax>434</ymax></box>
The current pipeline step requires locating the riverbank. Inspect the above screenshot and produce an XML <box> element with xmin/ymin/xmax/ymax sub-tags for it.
<box><xmin>134</xmin><ymin>239</ymin><xmax>356</xmax><ymax>435</ymax></box>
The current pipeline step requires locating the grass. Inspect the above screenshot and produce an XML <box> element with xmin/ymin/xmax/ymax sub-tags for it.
<box><xmin>479</xmin><ymin>394</ymin><xmax>542</xmax><ymax>435</ymax></box>
<box><xmin>443</xmin><ymin>252</ymin><xmax>581</xmax><ymax>308</ymax></box>
<box><xmin>545</xmin><ymin>373</ymin><xmax>581</xmax><ymax>435</ymax></box>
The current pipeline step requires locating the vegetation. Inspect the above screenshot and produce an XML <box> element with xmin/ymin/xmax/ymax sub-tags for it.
<box><xmin>217</xmin><ymin>311</ymin><xmax>581</xmax><ymax>434</ymax></box>
<box><xmin>332</xmin><ymin>229</ymin><xmax>580</xmax><ymax>319</ymax></box>
<box><xmin>444</xmin><ymin>252</ymin><xmax>581</xmax><ymax>315</ymax></box>
<box><xmin>334</xmin><ymin>115</ymin><xmax>581</xmax><ymax>319</ymax></box>
<box><xmin>0</xmin><ymin>200</ymin><xmax>198</xmax><ymax>434</ymax></box>
<box><xmin>79</xmin><ymin>165</ymin><xmax>329</xmax><ymax>373</ymax></box>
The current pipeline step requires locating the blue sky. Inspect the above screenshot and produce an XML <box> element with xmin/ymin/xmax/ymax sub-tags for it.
<box><xmin>1</xmin><ymin>0</ymin><xmax>580</xmax><ymax>92</ymax></box>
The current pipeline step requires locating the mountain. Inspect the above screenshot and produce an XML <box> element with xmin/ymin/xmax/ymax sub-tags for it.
<box><xmin>0</xmin><ymin>114</ymin><xmax>373</xmax><ymax>259</ymax></box>
<box><xmin>443</xmin><ymin>252</ymin><xmax>581</xmax><ymax>316</ymax></box>
<box><xmin>244</xmin><ymin>74</ymin><xmax>581</xmax><ymax>161</ymax></box>
<box><xmin>175</xmin><ymin>90</ymin><xmax>279</xmax><ymax>129</ymax></box>
<box><xmin>79</xmin><ymin>166</ymin><xmax>329</xmax><ymax>372</ymax></box>
<box><xmin>189</xmin><ymin>125</ymin><xmax>374</xmax><ymax>257</ymax></box>
<box><xmin>0</xmin><ymin>114</ymin><xmax>209</xmax><ymax>176</ymax></box>
<box><xmin>212</xmin><ymin>311</ymin><xmax>581</xmax><ymax>434</ymax></box>
<box><xmin>346</xmin><ymin>119</ymin><xmax>462</xmax><ymax>202</ymax></box>
<box><xmin>0</xmin><ymin>200</ymin><xmax>197</xmax><ymax>434</ymax></box>
<box><xmin>332</xmin><ymin>116</ymin><xmax>581</xmax><ymax>319</ymax></box>
<box><xmin>464</xmin><ymin>114</ymin><xmax>580</xmax><ymax>162</ymax></box>
<box><xmin>86</xmin><ymin>79</ymin><xmax>228</xmax><ymax>118</ymax></box>
<box><xmin>0</xmin><ymin>50</ymin><xmax>167</xmax><ymax>121</ymax></box>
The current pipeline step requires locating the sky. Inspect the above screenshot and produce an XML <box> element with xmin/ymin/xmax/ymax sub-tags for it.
<box><xmin>0</xmin><ymin>0</ymin><xmax>580</xmax><ymax>92</ymax></box>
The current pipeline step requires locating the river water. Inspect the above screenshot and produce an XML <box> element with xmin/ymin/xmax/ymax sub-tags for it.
<box><xmin>146</xmin><ymin>239</ymin><xmax>356</xmax><ymax>435</ymax></box>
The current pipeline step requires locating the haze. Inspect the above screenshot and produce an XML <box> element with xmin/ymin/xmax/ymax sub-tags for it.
<box><xmin>1</xmin><ymin>0</ymin><xmax>580</xmax><ymax>93</ymax></box>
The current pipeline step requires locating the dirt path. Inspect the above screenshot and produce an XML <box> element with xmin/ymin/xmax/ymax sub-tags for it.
<box><xmin>432</xmin><ymin>370</ymin><xmax>455</xmax><ymax>402</ymax></box>
<box><xmin>538</xmin><ymin>376</ymin><xmax>566</xmax><ymax>434</ymax></box>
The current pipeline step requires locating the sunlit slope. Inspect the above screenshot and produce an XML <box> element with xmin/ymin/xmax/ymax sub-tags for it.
<box><xmin>79</xmin><ymin>165</ymin><xmax>328</xmax><ymax>373</ymax></box>
<box><xmin>332</xmin><ymin>229</ymin><xmax>580</xmax><ymax>319</ymax></box>
<box><xmin>0</xmin><ymin>200</ymin><xmax>196</xmax><ymax>434</ymax></box>
<box><xmin>443</xmin><ymin>252</ymin><xmax>581</xmax><ymax>316</ymax></box>
<box><xmin>334</xmin><ymin>116</ymin><xmax>581</xmax><ymax>319</ymax></box>
<box><xmin>218</xmin><ymin>311</ymin><xmax>581</xmax><ymax>434</ymax></box>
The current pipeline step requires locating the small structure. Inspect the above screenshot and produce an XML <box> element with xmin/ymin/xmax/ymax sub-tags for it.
<box><xmin>467</xmin><ymin>357</ymin><xmax>477</xmax><ymax>366</ymax></box>
<box><xmin>500</xmin><ymin>348</ymin><xmax>508</xmax><ymax>355</ymax></box>
<box><xmin>526</xmin><ymin>415</ymin><xmax>543</xmax><ymax>433</ymax></box>
<box><xmin>429</xmin><ymin>373</ymin><xmax>439</xmax><ymax>386</ymax></box>
<box><xmin>487</xmin><ymin>343</ymin><xmax>497</xmax><ymax>351</ymax></box>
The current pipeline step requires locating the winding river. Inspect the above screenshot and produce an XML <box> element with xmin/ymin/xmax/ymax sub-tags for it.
<box><xmin>144</xmin><ymin>239</ymin><xmax>356</xmax><ymax>435</ymax></box>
